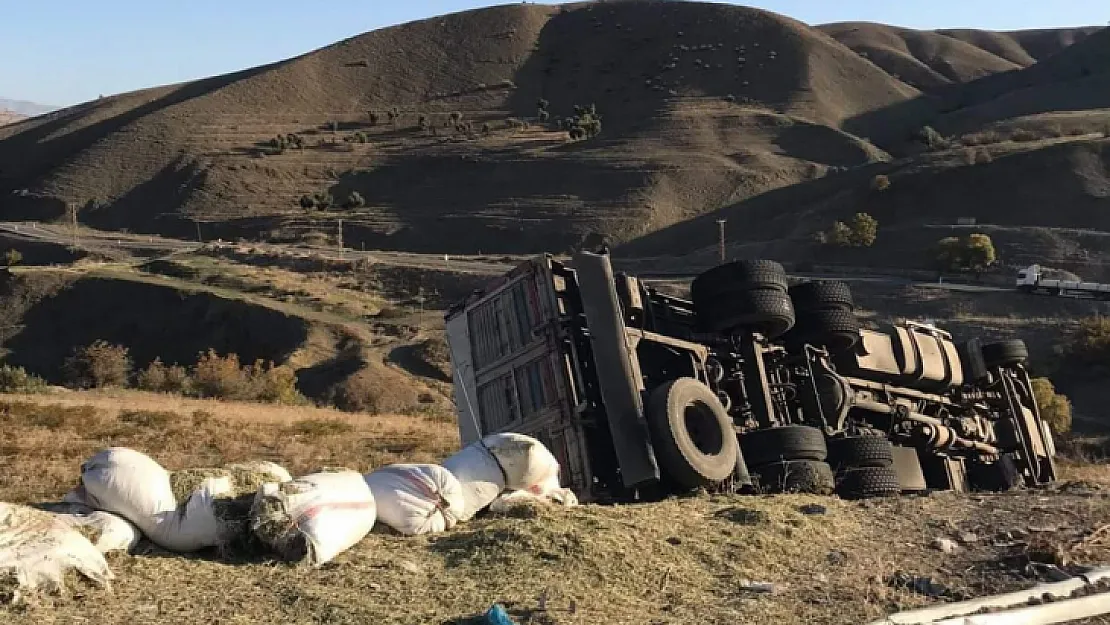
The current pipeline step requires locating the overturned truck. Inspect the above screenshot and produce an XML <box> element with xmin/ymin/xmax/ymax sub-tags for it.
<box><xmin>444</xmin><ymin>252</ymin><xmax>1056</xmax><ymax>501</ymax></box>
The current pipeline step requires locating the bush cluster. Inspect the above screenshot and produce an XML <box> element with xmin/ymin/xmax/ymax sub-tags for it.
<box><xmin>935</xmin><ymin>234</ymin><xmax>996</xmax><ymax>271</ymax></box>
<box><xmin>820</xmin><ymin>212</ymin><xmax>878</xmax><ymax>247</ymax></box>
<box><xmin>54</xmin><ymin>341</ymin><xmax>305</xmax><ymax>405</ymax></box>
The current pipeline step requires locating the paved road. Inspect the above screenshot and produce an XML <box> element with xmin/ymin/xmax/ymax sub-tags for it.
<box><xmin>0</xmin><ymin>220</ymin><xmax>1013</xmax><ymax>295</ymax></box>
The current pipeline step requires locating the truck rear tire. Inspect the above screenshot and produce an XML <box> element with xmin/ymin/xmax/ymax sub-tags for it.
<box><xmin>982</xmin><ymin>340</ymin><xmax>1028</xmax><ymax>368</ymax></box>
<box><xmin>646</xmin><ymin>378</ymin><xmax>740</xmax><ymax>491</ymax></box>
<box><xmin>753</xmin><ymin>460</ymin><xmax>835</xmax><ymax>495</ymax></box>
<box><xmin>788</xmin><ymin>309</ymin><xmax>861</xmax><ymax>352</ymax></box>
<box><xmin>835</xmin><ymin>466</ymin><xmax>901</xmax><ymax>500</ymax></box>
<box><xmin>828</xmin><ymin>435</ymin><xmax>895</xmax><ymax>470</ymax></box>
<box><xmin>968</xmin><ymin>455</ymin><xmax>1022</xmax><ymax>492</ymax></box>
<box><xmin>695</xmin><ymin>288</ymin><xmax>796</xmax><ymax>338</ymax></box>
<box><xmin>692</xmin><ymin>260</ymin><xmax>789</xmax><ymax>300</ymax></box>
<box><xmin>740</xmin><ymin>425</ymin><xmax>828</xmax><ymax>466</ymax></box>
<box><xmin>789</xmin><ymin>281</ymin><xmax>854</xmax><ymax>312</ymax></box>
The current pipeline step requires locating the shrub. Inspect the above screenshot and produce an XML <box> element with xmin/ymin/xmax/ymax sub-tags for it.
<box><xmin>344</xmin><ymin>191</ymin><xmax>365</xmax><ymax>209</ymax></box>
<box><xmin>1070</xmin><ymin>317</ymin><xmax>1110</xmax><ymax>365</ymax></box>
<box><xmin>418</xmin><ymin>115</ymin><xmax>429</xmax><ymax>131</ymax></box>
<box><xmin>0</xmin><ymin>365</ymin><xmax>48</xmax><ymax>394</ymax></box>
<box><xmin>916</xmin><ymin>125</ymin><xmax>948</xmax><ymax>150</ymax></box>
<box><xmin>3</xmin><ymin>249</ymin><xmax>22</xmax><ymax>267</ymax></box>
<box><xmin>368</xmin><ymin>111</ymin><xmax>379</xmax><ymax>126</ymax></box>
<box><xmin>564</xmin><ymin>103</ymin><xmax>602</xmax><ymax>140</ymax></box>
<box><xmin>935</xmin><ymin>233</ymin><xmax>996</xmax><ymax>271</ymax></box>
<box><xmin>191</xmin><ymin>350</ymin><xmax>253</xmax><ymax>400</ymax></box>
<box><xmin>137</xmin><ymin>358</ymin><xmax>192</xmax><ymax>394</ymax></box>
<box><xmin>870</xmin><ymin>174</ymin><xmax>891</xmax><ymax>191</ymax></box>
<box><xmin>63</xmin><ymin>341</ymin><xmax>132</xmax><ymax>389</ymax></box>
<box><xmin>537</xmin><ymin>109</ymin><xmax>550</xmax><ymax>123</ymax></box>
<box><xmin>312</xmin><ymin>192</ymin><xmax>333</xmax><ymax>210</ymax></box>
<box><xmin>481</xmin><ymin>122</ymin><xmax>491</xmax><ymax>135</ymax></box>
<box><xmin>298</xmin><ymin>195</ymin><xmax>316</xmax><ymax>210</ymax></box>
<box><xmin>828</xmin><ymin>221</ymin><xmax>853</xmax><ymax>247</ymax></box>
<box><xmin>1030</xmin><ymin>378</ymin><xmax>1072</xmax><ymax>435</ymax></box>
<box><xmin>248</xmin><ymin>360</ymin><xmax>307</xmax><ymax>405</ymax></box>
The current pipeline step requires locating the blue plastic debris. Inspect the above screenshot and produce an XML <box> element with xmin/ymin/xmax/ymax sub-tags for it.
<box><xmin>483</xmin><ymin>604</ymin><xmax>518</xmax><ymax>625</ymax></box>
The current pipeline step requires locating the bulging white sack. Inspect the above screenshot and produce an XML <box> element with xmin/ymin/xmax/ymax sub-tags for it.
<box><xmin>146</xmin><ymin>476</ymin><xmax>239</xmax><ymax>552</ymax></box>
<box><xmin>75</xmin><ymin>448</ymin><xmax>245</xmax><ymax>553</ymax></box>
<box><xmin>481</xmin><ymin>433</ymin><xmax>561</xmax><ymax>492</ymax></box>
<box><xmin>40</xmin><ymin>503</ymin><xmax>141</xmax><ymax>554</ymax></box>
<box><xmin>442</xmin><ymin>443</ymin><xmax>507</xmax><ymax>522</ymax></box>
<box><xmin>250</xmin><ymin>470</ymin><xmax>376</xmax><ymax>567</ymax></box>
<box><xmin>0</xmin><ymin>503</ymin><xmax>112</xmax><ymax>601</ymax></box>
<box><xmin>78</xmin><ymin>447</ymin><xmax>177</xmax><ymax>525</ymax></box>
<box><xmin>364</xmin><ymin>464</ymin><xmax>465</xmax><ymax>535</ymax></box>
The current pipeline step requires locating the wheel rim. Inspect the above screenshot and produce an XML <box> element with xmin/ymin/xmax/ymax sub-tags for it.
<box><xmin>684</xmin><ymin>401</ymin><xmax>724</xmax><ymax>455</ymax></box>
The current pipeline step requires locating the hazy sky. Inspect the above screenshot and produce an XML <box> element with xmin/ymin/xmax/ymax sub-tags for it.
<box><xmin>3</xmin><ymin>1</ymin><xmax>1106</xmax><ymax>107</ymax></box>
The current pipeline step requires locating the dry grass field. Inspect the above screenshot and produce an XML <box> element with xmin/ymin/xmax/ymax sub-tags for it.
<box><xmin>2</xmin><ymin>389</ymin><xmax>1110</xmax><ymax>624</ymax></box>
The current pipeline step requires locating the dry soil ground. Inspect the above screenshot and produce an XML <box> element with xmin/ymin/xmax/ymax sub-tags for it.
<box><xmin>3</xmin><ymin>390</ymin><xmax>1110</xmax><ymax>624</ymax></box>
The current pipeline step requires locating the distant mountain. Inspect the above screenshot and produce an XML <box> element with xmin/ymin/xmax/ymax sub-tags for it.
<box><xmin>0</xmin><ymin>97</ymin><xmax>57</xmax><ymax>117</ymax></box>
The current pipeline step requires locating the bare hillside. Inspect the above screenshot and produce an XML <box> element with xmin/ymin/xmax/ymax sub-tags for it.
<box><xmin>0</xmin><ymin>1</ymin><xmax>911</xmax><ymax>253</ymax></box>
<box><xmin>0</xmin><ymin>111</ymin><xmax>24</xmax><ymax>127</ymax></box>
<box><xmin>0</xmin><ymin>2</ymin><xmax>1106</xmax><ymax>257</ymax></box>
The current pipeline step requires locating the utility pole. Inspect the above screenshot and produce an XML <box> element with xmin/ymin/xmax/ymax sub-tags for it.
<box><xmin>337</xmin><ymin>218</ymin><xmax>344</xmax><ymax>249</ymax></box>
<box><xmin>716</xmin><ymin>219</ymin><xmax>727</xmax><ymax>263</ymax></box>
<box><xmin>194</xmin><ymin>219</ymin><xmax>202</xmax><ymax>243</ymax></box>
<box><xmin>70</xmin><ymin>203</ymin><xmax>78</xmax><ymax>250</ymax></box>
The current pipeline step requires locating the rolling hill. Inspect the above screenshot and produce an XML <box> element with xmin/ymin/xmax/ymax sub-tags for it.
<box><xmin>0</xmin><ymin>1</ymin><xmax>1107</xmax><ymax>266</ymax></box>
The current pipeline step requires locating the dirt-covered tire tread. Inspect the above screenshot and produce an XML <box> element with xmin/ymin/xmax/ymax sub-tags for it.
<box><xmin>836</xmin><ymin>465</ymin><xmax>901</xmax><ymax>500</ymax></box>
<box><xmin>754</xmin><ymin>460</ymin><xmax>835</xmax><ymax>495</ymax></box>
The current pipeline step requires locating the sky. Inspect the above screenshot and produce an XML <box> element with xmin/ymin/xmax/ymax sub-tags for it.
<box><xmin>2</xmin><ymin>1</ymin><xmax>1106</xmax><ymax>107</ymax></box>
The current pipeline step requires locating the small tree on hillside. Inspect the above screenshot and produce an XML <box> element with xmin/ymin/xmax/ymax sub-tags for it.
<box><xmin>63</xmin><ymin>341</ymin><xmax>132</xmax><ymax>389</ymax></box>
<box><xmin>313</xmin><ymin>192</ymin><xmax>333</xmax><ymax>210</ymax></box>
<box><xmin>3</xmin><ymin>249</ymin><xmax>22</xmax><ymax>268</ymax></box>
<box><xmin>367</xmin><ymin>110</ymin><xmax>379</xmax><ymax>126</ymax></box>
<box><xmin>935</xmin><ymin>233</ymin><xmax>996</xmax><ymax>271</ymax></box>
<box><xmin>849</xmin><ymin>212</ymin><xmax>878</xmax><ymax>247</ymax></box>
<box><xmin>344</xmin><ymin>191</ymin><xmax>365</xmax><ymax>209</ymax></box>
<box><xmin>828</xmin><ymin>221</ymin><xmax>853</xmax><ymax>247</ymax></box>
<box><xmin>870</xmin><ymin>174</ymin><xmax>891</xmax><ymax>192</ymax></box>
<box><xmin>916</xmin><ymin>125</ymin><xmax>948</xmax><ymax>150</ymax></box>
<box><xmin>1030</xmin><ymin>377</ymin><xmax>1072</xmax><ymax>435</ymax></box>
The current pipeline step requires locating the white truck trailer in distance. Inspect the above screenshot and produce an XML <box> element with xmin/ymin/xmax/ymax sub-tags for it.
<box><xmin>1016</xmin><ymin>264</ymin><xmax>1110</xmax><ymax>299</ymax></box>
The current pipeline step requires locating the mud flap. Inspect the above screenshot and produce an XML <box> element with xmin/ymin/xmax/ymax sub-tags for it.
<box><xmin>572</xmin><ymin>251</ymin><xmax>660</xmax><ymax>488</ymax></box>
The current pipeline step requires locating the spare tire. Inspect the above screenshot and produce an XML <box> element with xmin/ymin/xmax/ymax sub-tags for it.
<box><xmin>982</xmin><ymin>340</ymin><xmax>1028</xmax><ymax>368</ymax></box>
<box><xmin>754</xmin><ymin>460</ymin><xmax>835</xmax><ymax>495</ymax></box>
<box><xmin>789</xmin><ymin>281</ymin><xmax>854</xmax><ymax>312</ymax></box>
<box><xmin>646</xmin><ymin>378</ymin><xmax>739</xmax><ymax>490</ymax></box>
<box><xmin>692</xmin><ymin>260</ymin><xmax>789</xmax><ymax>301</ymax></box>
<box><xmin>740</xmin><ymin>425</ymin><xmax>828</xmax><ymax>466</ymax></box>
<box><xmin>696</xmin><ymin>288</ymin><xmax>795</xmax><ymax>338</ymax></box>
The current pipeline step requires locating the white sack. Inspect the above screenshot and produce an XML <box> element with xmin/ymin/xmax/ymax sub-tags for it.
<box><xmin>481</xmin><ymin>433</ymin><xmax>561</xmax><ymax>492</ymax></box>
<box><xmin>147</xmin><ymin>476</ymin><xmax>239</xmax><ymax>552</ymax></box>
<box><xmin>250</xmin><ymin>470</ymin><xmax>376</xmax><ymax>567</ymax></box>
<box><xmin>78</xmin><ymin>447</ymin><xmax>177</xmax><ymax>524</ymax></box>
<box><xmin>442</xmin><ymin>442</ymin><xmax>507</xmax><ymax>522</ymax></box>
<box><xmin>76</xmin><ymin>448</ymin><xmax>241</xmax><ymax>553</ymax></box>
<box><xmin>0</xmin><ymin>503</ymin><xmax>112</xmax><ymax>601</ymax></box>
<box><xmin>39</xmin><ymin>503</ymin><xmax>141</xmax><ymax>554</ymax></box>
<box><xmin>364</xmin><ymin>464</ymin><xmax>465</xmax><ymax>535</ymax></box>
